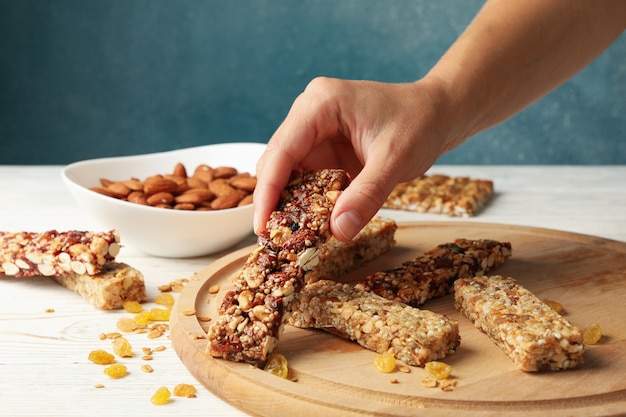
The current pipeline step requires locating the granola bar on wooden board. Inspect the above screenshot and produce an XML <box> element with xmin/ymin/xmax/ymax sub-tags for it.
<box><xmin>52</xmin><ymin>262</ymin><xmax>146</xmax><ymax>310</ymax></box>
<box><xmin>355</xmin><ymin>238</ymin><xmax>512</xmax><ymax>307</ymax></box>
<box><xmin>383</xmin><ymin>174</ymin><xmax>494</xmax><ymax>216</ymax></box>
<box><xmin>454</xmin><ymin>275</ymin><xmax>584</xmax><ymax>371</ymax></box>
<box><xmin>304</xmin><ymin>216</ymin><xmax>397</xmax><ymax>283</ymax></box>
<box><xmin>289</xmin><ymin>279</ymin><xmax>460</xmax><ymax>366</ymax></box>
<box><xmin>0</xmin><ymin>230</ymin><xmax>121</xmax><ymax>277</ymax></box>
<box><xmin>206</xmin><ymin>169</ymin><xmax>351</xmax><ymax>367</ymax></box>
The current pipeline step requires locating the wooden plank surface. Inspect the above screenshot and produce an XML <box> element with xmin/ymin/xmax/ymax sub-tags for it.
<box><xmin>172</xmin><ymin>221</ymin><xmax>626</xmax><ymax>416</ymax></box>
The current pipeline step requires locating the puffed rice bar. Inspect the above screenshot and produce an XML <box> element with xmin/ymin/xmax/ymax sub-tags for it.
<box><xmin>454</xmin><ymin>275</ymin><xmax>584</xmax><ymax>371</ymax></box>
<box><xmin>207</xmin><ymin>169</ymin><xmax>350</xmax><ymax>367</ymax></box>
<box><xmin>290</xmin><ymin>279</ymin><xmax>460</xmax><ymax>366</ymax></box>
<box><xmin>52</xmin><ymin>262</ymin><xmax>146</xmax><ymax>310</ymax></box>
<box><xmin>0</xmin><ymin>230</ymin><xmax>121</xmax><ymax>277</ymax></box>
<box><xmin>383</xmin><ymin>174</ymin><xmax>494</xmax><ymax>216</ymax></box>
<box><xmin>356</xmin><ymin>238</ymin><xmax>512</xmax><ymax>307</ymax></box>
<box><xmin>304</xmin><ymin>216</ymin><xmax>397</xmax><ymax>283</ymax></box>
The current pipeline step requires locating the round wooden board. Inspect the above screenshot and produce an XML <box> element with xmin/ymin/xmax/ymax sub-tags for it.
<box><xmin>171</xmin><ymin>222</ymin><xmax>626</xmax><ymax>417</ymax></box>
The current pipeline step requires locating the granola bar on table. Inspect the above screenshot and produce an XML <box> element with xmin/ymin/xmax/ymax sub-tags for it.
<box><xmin>383</xmin><ymin>174</ymin><xmax>494</xmax><ymax>217</ymax></box>
<box><xmin>356</xmin><ymin>238</ymin><xmax>512</xmax><ymax>307</ymax></box>
<box><xmin>0</xmin><ymin>230</ymin><xmax>121</xmax><ymax>277</ymax></box>
<box><xmin>53</xmin><ymin>262</ymin><xmax>146</xmax><ymax>310</ymax></box>
<box><xmin>207</xmin><ymin>169</ymin><xmax>351</xmax><ymax>367</ymax></box>
<box><xmin>289</xmin><ymin>279</ymin><xmax>460</xmax><ymax>366</ymax></box>
<box><xmin>1</xmin><ymin>229</ymin><xmax>146</xmax><ymax>310</ymax></box>
<box><xmin>454</xmin><ymin>275</ymin><xmax>584</xmax><ymax>371</ymax></box>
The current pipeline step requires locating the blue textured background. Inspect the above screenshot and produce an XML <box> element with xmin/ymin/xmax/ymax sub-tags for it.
<box><xmin>1</xmin><ymin>0</ymin><xmax>624</xmax><ymax>165</ymax></box>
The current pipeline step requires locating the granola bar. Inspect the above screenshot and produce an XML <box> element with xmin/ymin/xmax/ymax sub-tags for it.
<box><xmin>383</xmin><ymin>174</ymin><xmax>494</xmax><ymax>216</ymax></box>
<box><xmin>207</xmin><ymin>169</ymin><xmax>351</xmax><ymax>367</ymax></box>
<box><xmin>355</xmin><ymin>239</ymin><xmax>512</xmax><ymax>307</ymax></box>
<box><xmin>454</xmin><ymin>275</ymin><xmax>584</xmax><ymax>371</ymax></box>
<box><xmin>0</xmin><ymin>230</ymin><xmax>121</xmax><ymax>277</ymax></box>
<box><xmin>304</xmin><ymin>216</ymin><xmax>397</xmax><ymax>283</ymax></box>
<box><xmin>290</xmin><ymin>279</ymin><xmax>460</xmax><ymax>366</ymax></box>
<box><xmin>52</xmin><ymin>262</ymin><xmax>146</xmax><ymax>310</ymax></box>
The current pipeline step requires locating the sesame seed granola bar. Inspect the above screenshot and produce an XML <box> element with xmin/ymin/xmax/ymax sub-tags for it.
<box><xmin>383</xmin><ymin>174</ymin><xmax>494</xmax><ymax>217</ymax></box>
<box><xmin>289</xmin><ymin>279</ymin><xmax>460</xmax><ymax>366</ymax></box>
<box><xmin>304</xmin><ymin>216</ymin><xmax>397</xmax><ymax>283</ymax></box>
<box><xmin>207</xmin><ymin>169</ymin><xmax>351</xmax><ymax>367</ymax></box>
<box><xmin>0</xmin><ymin>230</ymin><xmax>121</xmax><ymax>277</ymax></box>
<box><xmin>52</xmin><ymin>262</ymin><xmax>146</xmax><ymax>310</ymax></box>
<box><xmin>355</xmin><ymin>238</ymin><xmax>512</xmax><ymax>307</ymax></box>
<box><xmin>454</xmin><ymin>275</ymin><xmax>584</xmax><ymax>371</ymax></box>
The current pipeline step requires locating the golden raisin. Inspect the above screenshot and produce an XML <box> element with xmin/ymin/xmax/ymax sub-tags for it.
<box><xmin>117</xmin><ymin>317</ymin><xmax>138</xmax><ymax>333</ymax></box>
<box><xmin>88</xmin><ymin>349</ymin><xmax>115</xmax><ymax>365</ymax></box>
<box><xmin>104</xmin><ymin>363</ymin><xmax>127</xmax><ymax>378</ymax></box>
<box><xmin>112</xmin><ymin>337</ymin><xmax>133</xmax><ymax>358</ymax></box>
<box><xmin>583</xmin><ymin>324</ymin><xmax>602</xmax><ymax>345</ymax></box>
<box><xmin>425</xmin><ymin>361</ymin><xmax>452</xmax><ymax>380</ymax></box>
<box><xmin>264</xmin><ymin>353</ymin><xmax>289</xmax><ymax>378</ymax></box>
<box><xmin>149</xmin><ymin>308</ymin><xmax>171</xmax><ymax>322</ymax></box>
<box><xmin>543</xmin><ymin>299</ymin><xmax>563</xmax><ymax>313</ymax></box>
<box><xmin>151</xmin><ymin>386</ymin><xmax>171</xmax><ymax>405</ymax></box>
<box><xmin>173</xmin><ymin>383</ymin><xmax>197</xmax><ymax>397</ymax></box>
<box><xmin>373</xmin><ymin>353</ymin><xmax>396</xmax><ymax>373</ymax></box>
<box><xmin>154</xmin><ymin>293</ymin><xmax>175</xmax><ymax>308</ymax></box>
<box><xmin>134</xmin><ymin>310</ymin><xmax>152</xmax><ymax>325</ymax></box>
<box><xmin>123</xmin><ymin>300</ymin><xmax>143</xmax><ymax>314</ymax></box>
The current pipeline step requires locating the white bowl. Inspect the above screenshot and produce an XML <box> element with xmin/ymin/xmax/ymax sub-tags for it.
<box><xmin>61</xmin><ymin>142</ymin><xmax>266</xmax><ymax>258</ymax></box>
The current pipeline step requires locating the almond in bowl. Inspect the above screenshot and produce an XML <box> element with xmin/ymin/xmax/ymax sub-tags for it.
<box><xmin>61</xmin><ymin>143</ymin><xmax>265</xmax><ymax>258</ymax></box>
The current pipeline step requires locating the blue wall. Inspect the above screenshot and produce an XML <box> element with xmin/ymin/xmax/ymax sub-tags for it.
<box><xmin>1</xmin><ymin>1</ymin><xmax>624</xmax><ymax>165</ymax></box>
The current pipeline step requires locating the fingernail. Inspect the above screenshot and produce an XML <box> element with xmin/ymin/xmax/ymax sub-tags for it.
<box><xmin>334</xmin><ymin>210</ymin><xmax>362</xmax><ymax>241</ymax></box>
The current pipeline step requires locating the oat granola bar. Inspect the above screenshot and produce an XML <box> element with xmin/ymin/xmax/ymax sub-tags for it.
<box><xmin>207</xmin><ymin>169</ymin><xmax>351</xmax><ymax>366</ymax></box>
<box><xmin>355</xmin><ymin>239</ymin><xmax>512</xmax><ymax>307</ymax></box>
<box><xmin>383</xmin><ymin>174</ymin><xmax>494</xmax><ymax>217</ymax></box>
<box><xmin>0</xmin><ymin>230</ymin><xmax>121</xmax><ymax>277</ymax></box>
<box><xmin>52</xmin><ymin>262</ymin><xmax>146</xmax><ymax>310</ymax></box>
<box><xmin>454</xmin><ymin>275</ymin><xmax>584</xmax><ymax>371</ymax></box>
<box><xmin>290</xmin><ymin>279</ymin><xmax>460</xmax><ymax>366</ymax></box>
<box><xmin>305</xmin><ymin>216</ymin><xmax>397</xmax><ymax>283</ymax></box>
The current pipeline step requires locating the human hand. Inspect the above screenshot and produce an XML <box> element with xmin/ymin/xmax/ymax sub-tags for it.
<box><xmin>253</xmin><ymin>76</ymin><xmax>456</xmax><ymax>242</ymax></box>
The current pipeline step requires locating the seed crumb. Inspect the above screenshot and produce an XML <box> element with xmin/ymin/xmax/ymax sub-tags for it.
<box><xmin>94</xmin><ymin>384</ymin><xmax>105</xmax><ymax>389</ymax></box>
<box><xmin>397</xmin><ymin>365</ymin><xmax>411</xmax><ymax>373</ymax></box>
<box><xmin>45</xmin><ymin>308</ymin><xmax>55</xmax><ymax>313</ymax></box>
<box><xmin>420</xmin><ymin>376</ymin><xmax>438</xmax><ymax>388</ymax></box>
<box><xmin>389</xmin><ymin>378</ymin><xmax>399</xmax><ymax>384</ymax></box>
<box><xmin>440</xmin><ymin>378</ymin><xmax>457</xmax><ymax>392</ymax></box>
<box><xmin>183</xmin><ymin>309</ymin><xmax>196</xmax><ymax>316</ymax></box>
<box><xmin>141</xmin><ymin>364</ymin><xmax>154</xmax><ymax>373</ymax></box>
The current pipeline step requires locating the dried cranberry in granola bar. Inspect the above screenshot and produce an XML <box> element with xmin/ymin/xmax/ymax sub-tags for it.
<box><xmin>207</xmin><ymin>169</ymin><xmax>350</xmax><ymax>366</ymax></box>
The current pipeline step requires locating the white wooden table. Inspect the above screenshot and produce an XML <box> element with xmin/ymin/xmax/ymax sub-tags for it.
<box><xmin>1</xmin><ymin>165</ymin><xmax>625</xmax><ymax>417</ymax></box>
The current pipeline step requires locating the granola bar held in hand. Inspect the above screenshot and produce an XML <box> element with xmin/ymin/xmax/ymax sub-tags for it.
<box><xmin>207</xmin><ymin>169</ymin><xmax>351</xmax><ymax>367</ymax></box>
<box><xmin>290</xmin><ymin>279</ymin><xmax>460</xmax><ymax>366</ymax></box>
<box><xmin>0</xmin><ymin>230</ymin><xmax>121</xmax><ymax>277</ymax></box>
<box><xmin>356</xmin><ymin>238</ymin><xmax>512</xmax><ymax>307</ymax></box>
<box><xmin>454</xmin><ymin>275</ymin><xmax>584</xmax><ymax>371</ymax></box>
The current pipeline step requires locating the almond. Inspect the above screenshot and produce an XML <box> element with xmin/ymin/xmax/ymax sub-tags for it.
<box><xmin>127</xmin><ymin>191</ymin><xmax>148</xmax><ymax>205</ymax></box>
<box><xmin>90</xmin><ymin>186</ymin><xmax>117</xmax><ymax>198</ymax></box>
<box><xmin>175</xmin><ymin>188</ymin><xmax>216</xmax><ymax>204</ymax></box>
<box><xmin>186</xmin><ymin>177</ymin><xmax>208</xmax><ymax>189</ymax></box>
<box><xmin>144</xmin><ymin>178</ymin><xmax>178</xmax><ymax>196</ymax></box>
<box><xmin>193</xmin><ymin>164</ymin><xmax>214</xmax><ymax>184</ymax></box>
<box><xmin>122</xmin><ymin>178</ymin><xmax>144</xmax><ymax>191</ymax></box>
<box><xmin>210</xmin><ymin>192</ymin><xmax>244</xmax><ymax>210</ymax></box>
<box><xmin>173</xmin><ymin>202</ymin><xmax>195</xmax><ymax>210</ymax></box>
<box><xmin>106</xmin><ymin>182</ymin><xmax>131</xmax><ymax>199</ymax></box>
<box><xmin>208</xmin><ymin>178</ymin><xmax>236</xmax><ymax>196</ymax></box>
<box><xmin>146</xmin><ymin>192</ymin><xmax>175</xmax><ymax>206</ymax></box>
<box><xmin>230</xmin><ymin>176</ymin><xmax>257</xmax><ymax>192</ymax></box>
<box><xmin>173</xmin><ymin>162</ymin><xmax>187</xmax><ymax>178</ymax></box>
<box><xmin>212</xmin><ymin>166</ymin><xmax>238</xmax><ymax>179</ymax></box>
<box><xmin>238</xmin><ymin>193</ymin><xmax>254</xmax><ymax>207</ymax></box>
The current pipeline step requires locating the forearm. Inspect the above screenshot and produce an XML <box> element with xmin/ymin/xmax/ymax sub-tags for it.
<box><xmin>426</xmin><ymin>0</ymin><xmax>626</xmax><ymax>150</ymax></box>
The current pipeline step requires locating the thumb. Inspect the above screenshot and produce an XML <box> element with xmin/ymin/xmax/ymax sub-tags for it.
<box><xmin>330</xmin><ymin>162</ymin><xmax>398</xmax><ymax>242</ymax></box>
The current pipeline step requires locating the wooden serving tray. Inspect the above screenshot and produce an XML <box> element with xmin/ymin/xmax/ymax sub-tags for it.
<box><xmin>171</xmin><ymin>222</ymin><xmax>626</xmax><ymax>417</ymax></box>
